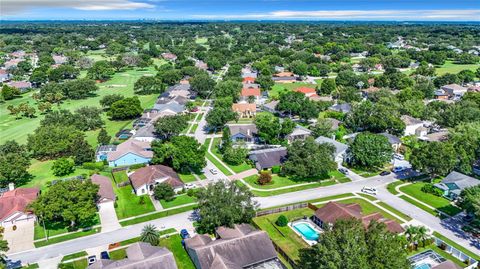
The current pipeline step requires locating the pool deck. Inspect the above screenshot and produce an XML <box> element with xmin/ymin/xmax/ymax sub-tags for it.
<box><xmin>289</xmin><ymin>218</ymin><xmax>323</xmax><ymax>246</ymax></box>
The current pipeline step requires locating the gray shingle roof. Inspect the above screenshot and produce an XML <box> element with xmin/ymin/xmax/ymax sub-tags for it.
<box><xmin>227</xmin><ymin>124</ymin><xmax>257</xmax><ymax>139</ymax></box>
<box><xmin>185</xmin><ymin>224</ymin><xmax>278</xmax><ymax>269</ymax></box>
<box><xmin>88</xmin><ymin>242</ymin><xmax>177</xmax><ymax>269</ymax></box>
<box><xmin>442</xmin><ymin>171</ymin><xmax>480</xmax><ymax>191</ymax></box>
<box><xmin>249</xmin><ymin>147</ymin><xmax>287</xmax><ymax>170</ymax></box>
<box><xmin>379</xmin><ymin>133</ymin><xmax>401</xmax><ymax>145</ymax></box>
<box><xmin>330</xmin><ymin>103</ymin><xmax>352</xmax><ymax>113</ymax></box>
<box><xmin>314</xmin><ymin>136</ymin><xmax>348</xmax><ymax>156</ymax></box>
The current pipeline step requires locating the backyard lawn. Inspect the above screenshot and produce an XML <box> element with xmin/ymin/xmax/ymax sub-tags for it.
<box><xmin>112</xmin><ymin>170</ymin><xmax>130</xmax><ymax>184</ymax></box>
<box><xmin>24</xmin><ymin>159</ymin><xmax>91</xmax><ymax>191</ymax></box>
<box><xmin>160</xmin><ymin>194</ymin><xmax>197</xmax><ymax>209</ymax></box>
<box><xmin>269</xmin><ymin>83</ymin><xmax>317</xmax><ymax>99</ymax></box>
<box><xmin>114</xmin><ymin>185</ymin><xmax>156</xmax><ymax>219</ymax></box>
<box><xmin>399</xmin><ymin>182</ymin><xmax>462</xmax><ymax>216</ymax></box>
<box><xmin>158</xmin><ymin>234</ymin><xmax>196</xmax><ymax>269</ymax></box>
<box><xmin>253</xmin><ymin>208</ymin><xmax>313</xmax><ymax>261</ymax></box>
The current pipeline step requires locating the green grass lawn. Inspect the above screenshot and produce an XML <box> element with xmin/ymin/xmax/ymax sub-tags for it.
<box><xmin>120</xmin><ymin>204</ymin><xmax>196</xmax><ymax>226</ymax></box>
<box><xmin>205</xmin><ymin>138</ymin><xmax>233</xmax><ymax>176</ymax></box>
<box><xmin>61</xmin><ymin>251</ymin><xmax>88</xmax><ymax>262</ymax></box>
<box><xmin>235</xmin><ymin>180</ymin><xmax>336</xmax><ymax>197</ymax></box>
<box><xmin>387</xmin><ymin>180</ymin><xmax>405</xmax><ymax>195</ymax></box>
<box><xmin>60</xmin><ymin>258</ymin><xmax>88</xmax><ymax>269</ymax></box>
<box><xmin>329</xmin><ymin>170</ymin><xmax>351</xmax><ymax>183</ymax></box>
<box><xmin>160</xmin><ymin>194</ymin><xmax>197</xmax><ymax>209</ymax></box>
<box><xmin>400</xmin><ymin>195</ymin><xmax>437</xmax><ymax>216</ymax></box>
<box><xmin>34</xmin><ymin>227</ymin><xmax>101</xmax><ymax>248</ymax></box>
<box><xmin>243</xmin><ymin>174</ymin><xmax>320</xmax><ymax>190</ymax></box>
<box><xmin>189</xmin><ymin>123</ymin><xmax>199</xmax><ymax>134</ymax></box>
<box><xmin>1</xmin><ymin>67</ymin><xmax>159</xmax><ymax>145</ymax></box>
<box><xmin>114</xmin><ymin>185</ymin><xmax>156</xmax><ymax>219</ymax></box>
<box><xmin>211</xmin><ymin>138</ymin><xmax>252</xmax><ymax>173</ymax></box>
<box><xmin>23</xmin><ymin>159</ymin><xmax>91</xmax><ymax>191</ymax></box>
<box><xmin>348</xmin><ymin>166</ymin><xmax>382</xmax><ymax>177</ymax></box>
<box><xmin>399</xmin><ymin>183</ymin><xmax>462</xmax><ymax>216</ymax></box>
<box><xmin>109</xmin><ymin>248</ymin><xmax>127</xmax><ymax>260</ymax></box>
<box><xmin>357</xmin><ymin>193</ymin><xmax>377</xmax><ymax>201</ymax></box>
<box><xmin>269</xmin><ymin>83</ymin><xmax>317</xmax><ymax>99</ymax></box>
<box><xmin>253</xmin><ymin>208</ymin><xmax>313</xmax><ymax>261</ymax></box>
<box><xmin>435</xmin><ymin>60</ymin><xmax>480</xmax><ymax>76</ymax></box>
<box><xmin>178</xmin><ymin>171</ymin><xmax>206</xmax><ymax>182</ymax></box>
<box><xmin>112</xmin><ymin>170</ymin><xmax>130</xmax><ymax>184</ymax></box>
<box><xmin>158</xmin><ymin>234</ymin><xmax>196</xmax><ymax>269</ymax></box>
<box><xmin>34</xmin><ymin>214</ymin><xmax>100</xmax><ymax>240</ymax></box>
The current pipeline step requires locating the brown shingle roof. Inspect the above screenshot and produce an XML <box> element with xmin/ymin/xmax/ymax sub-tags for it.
<box><xmin>91</xmin><ymin>174</ymin><xmax>115</xmax><ymax>203</ymax></box>
<box><xmin>129</xmin><ymin>165</ymin><xmax>183</xmax><ymax>190</ymax></box>
<box><xmin>0</xmin><ymin>188</ymin><xmax>39</xmax><ymax>221</ymax></box>
<box><xmin>274</xmin><ymin>71</ymin><xmax>294</xmax><ymax>77</ymax></box>
<box><xmin>241</xmin><ymin>87</ymin><xmax>261</xmax><ymax>97</ymax></box>
<box><xmin>232</xmin><ymin>103</ymin><xmax>257</xmax><ymax>113</ymax></box>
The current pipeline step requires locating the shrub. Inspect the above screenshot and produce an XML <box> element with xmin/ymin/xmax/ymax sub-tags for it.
<box><xmin>421</xmin><ymin>183</ymin><xmax>443</xmax><ymax>197</ymax></box>
<box><xmin>153</xmin><ymin>183</ymin><xmax>175</xmax><ymax>201</ymax></box>
<box><xmin>276</xmin><ymin>215</ymin><xmax>288</xmax><ymax>227</ymax></box>
<box><xmin>187</xmin><ymin>189</ymin><xmax>197</xmax><ymax>197</ymax></box>
<box><xmin>139</xmin><ymin>196</ymin><xmax>145</xmax><ymax>205</ymax></box>
<box><xmin>82</xmin><ymin>162</ymin><xmax>105</xmax><ymax>170</ymax></box>
<box><xmin>51</xmin><ymin>158</ymin><xmax>75</xmax><ymax>176</ymax></box>
<box><xmin>271</xmin><ymin>165</ymin><xmax>281</xmax><ymax>174</ymax></box>
<box><xmin>257</xmin><ymin>171</ymin><xmax>272</xmax><ymax>185</ymax></box>
<box><xmin>129</xmin><ymin>163</ymin><xmax>147</xmax><ymax>170</ymax></box>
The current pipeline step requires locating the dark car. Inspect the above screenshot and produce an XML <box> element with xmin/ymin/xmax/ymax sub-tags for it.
<box><xmin>100</xmin><ymin>251</ymin><xmax>110</xmax><ymax>260</ymax></box>
<box><xmin>180</xmin><ymin>229</ymin><xmax>190</xmax><ymax>239</ymax></box>
<box><xmin>463</xmin><ymin>214</ymin><xmax>475</xmax><ymax>223</ymax></box>
<box><xmin>380</xmin><ymin>171</ymin><xmax>391</xmax><ymax>176</ymax></box>
<box><xmin>338</xmin><ymin>168</ymin><xmax>349</xmax><ymax>175</ymax></box>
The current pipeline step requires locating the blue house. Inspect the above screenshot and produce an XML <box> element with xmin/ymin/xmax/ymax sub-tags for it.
<box><xmin>107</xmin><ymin>139</ymin><xmax>153</xmax><ymax>167</ymax></box>
<box><xmin>434</xmin><ymin>171</ymin><xmax>480</xmax><ymax>200</ymax></box>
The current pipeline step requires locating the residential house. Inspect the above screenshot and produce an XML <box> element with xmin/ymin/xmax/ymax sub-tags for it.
<box><xmin>249</xmin><ymin>147</ymin><xmax>287</xmax><ymax>171</ymax></box>
<box><xmin>227</xmin><ymin>124</ymin><xmax>258</xmax><ymax>144</ymax></box>
<box><xmin>164</xmin><ymin>83</ymin><xmax>194</xmax><ymax>99</ymax></box>
<box><xmin>240</xmin><ymin>87</ymin><xmax>261</xmax><ymax>103</ymax></box>
<box><xmin>243</xmin><ymin>77</ymin><xmax>255</xmax><ymax>84</ymax></box>
<box><xmin>4</xmin><ymin>59</ymin><xmax>22</xmax><ymax>69</ymax></box>
<box><xmin>107</xmin><ymin>139</ymin><xmax>153</xmax><ymax>167</ymax></box>
<box><xmin>52</xmin><ymin>55</ymin><xmax>68</xmax><ymax>65</ymax></box>
<box><xmin>315</xmin><ymin>136</ymin><xmax>348</xmax><ymax>163</ymax></box>
<box><xmin>153</xmin><ymin>95</ymin><xmax>187</xmax><ymax>115</ymax></box>
<box><xmin>312</xmin><ymin>201</ymin><xmax>404</xmax><ymax>233</ymax></box>
<box><xmin>7</xmin><ymin>81</ymin><xmax>32</xmax><ymax>92</ymax></box>
<box><xmin>10</xmin><ymin>50</ymin><xmax>26</xmax><ymax>58</ymax></box>
<box><xmin>435</xmin><ymin>84</ymin><xmax>468</xmax><ymax>100</ymax></box>
<box><xmin>420</xmin><ymin>131</ymin><xmax>449</xmax><ymax>142</ymax></box>
<box><xmin>401</xmin><ymin>115</ymin><xmax>425</xmax><ymax>137</ymax></box>
<box><xmin>262</xmin><ymin>100</ymin><xmax>279</xmax><ymax>113</ymax></box>
<box><xmin>88</xmin><ymin>242</ymin><xmax>177</xmax><ymax>269</ymax></box>
<box><xmin>95</xmin><ymin>145</ymin><xmax>117</xmax><ymax>162</ymax></box>
<box><xmin>286</xmin><ymin>126</ymin><xmax>312</xmax><ymax>144</ymax></box>
<box><xmin>0</xmin><ymin>69</ymin><xmax>11</xmax><ymax>82</ymax></box>
<box><xmin>380</xmin><ymin>133</ymin><xmax>402</xmax><ymax>152</ymax></box>
<box><xmin>132</xmin><ymin>124</ymin><xmax>157</xmax><ymax>142</ymax></box>
<box><xmin>161</xmin><ymin>53</ymin><xmax>177</xmax><ymax>61</ymax></box>
<box><xmin>129</xmin><ymin>165</ymin><xmax>183</xmax><ymax>195</ymax></box>
<box><xmin>329</xmin><ymin>103</ymin><xmax>352</xmax><ymax>113</ymax></box>
<box><xmin>0</xmin><ymin>186</ymin><xmax>39</xmax><ymax>226</ymax></box>
<box><xmin>185</xmin><ymin>224</ymin><xmax>283</xmax><ymax>269</ymax></box>
<box><xmin>325</xmin><ymin>118</ymin><xmax>341</xmax><ymax>131</ymax></box>
<box><xmin>241</xmin><ymin>67</ymin><xmax>258</xmax><ymax>78</ymax></box>
<box><xmin>434</xmin><ymin>171</ymin><xmax>480</xmax><ymax>200</ymax></box>
<box><xmin>232</xmin><ymin>103</ymin><xmax>257</xmax><ymax>118</ymax></box>
<box><xmin>362</xmin><ymin>86</ymin><xmax>381</xmax><ymax>98</ymax></box>
<box><xmin>272</xmin><ymin>71</ymin><xmax>297</xmax><ymax>83</ymax></box>
<box><xmin>195</xmin><ymin>60</ymin><xmax>208</xmax><ymax>71</ymax></box>
<box><xmin>294</xmin><ymin>87</ymin><xmax>317</xmax><ymax>97</ymax></box>
<box><xmin>91</xmin><ymin>174</ymin><xmax>116</xmax><ymax>204</ymax></box>
<box><xmin>467</xmin><ymin>86</ymin><xmax>480</xmax><ymax>93</ymax></box>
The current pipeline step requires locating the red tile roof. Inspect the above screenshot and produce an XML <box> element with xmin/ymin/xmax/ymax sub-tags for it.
<box><xmin>294</xmin><ymin>87</ymin><xmax>316</xmax><ymax>94</ymax></box>
<box><xmin>129</xmin><ymin>165</ymin><xmax>183</xmax><ymax>190</ymax></box>
<box><xmin>243</xmin><ymin>77</ymin><xmax>255</xmax><ymax>84</ymax></box>
<box><xmin>0</xmin><ymin>188</ymin><xmax>39</xmax><ymax>221</ymax></box>
<box><xmin>241</xmin><ymin>87</ymin><xmax>261</xmax><ymax>97</ymax></box>
<box><xmin>315</xmin><ymin>201</ymin><xmax>404</xmax><ymax>233</ymax></box>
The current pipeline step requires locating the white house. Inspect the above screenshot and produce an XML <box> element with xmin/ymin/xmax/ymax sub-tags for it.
<box><xmin>401</xmin><ymin>115</ymin><xmax>424</xmax><ymax>137</ymax></box>
<box><xmin>128</xmin><ymin>165</ymin><xmax>184</xmax><ymax>196</ymax></box>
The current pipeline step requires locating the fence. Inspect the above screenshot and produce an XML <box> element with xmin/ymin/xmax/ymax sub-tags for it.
<box><xmin>434</xmin><ymin>237</ymin><xmax>478</xmax><ymax>268</ymax></box>
<box><xmin>256</xmin><ymin>203</ymin><xmax>308</xmax><ymax>217</ymax></box>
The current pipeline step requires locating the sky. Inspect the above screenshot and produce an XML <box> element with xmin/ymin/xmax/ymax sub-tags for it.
<box><xmin>1</xmin><ymin>0</ymin><xmax>480</xmax><ymax>21</ymax></box>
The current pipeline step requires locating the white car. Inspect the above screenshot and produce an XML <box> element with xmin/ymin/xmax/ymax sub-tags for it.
<box><xmin>392</xmin><ymin>166</ymin><xmax>406</xmax><ymax>173</ymax></box>
<box><xmin>394</xmin><ymin>153</ymin><xmax>405</xmax><ymax>160</ymax></box>
<box><xmin>361</xmin><ymin>187</ymin><xmax>378</xmax><ymax>195</ymax></box>
<box><xmin>210</xmin><ymin>168</ymin><xmax>218</xmax><ymax>175</ymax></box>
<box><xmin>184</xmin><ymin>183</ymin><xmax>196</xmax><ymax>190</ymax></box>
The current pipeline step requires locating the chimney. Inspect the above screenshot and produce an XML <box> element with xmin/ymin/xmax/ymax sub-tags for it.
<box><xmin>8</xmin><ymin>182</ymin><xmax>15</xmax><ymax>191</ymax></box>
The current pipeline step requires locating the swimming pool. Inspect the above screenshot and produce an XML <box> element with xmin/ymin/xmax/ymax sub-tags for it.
<box><xmin>293</xmin><ymin>222</ymin><xmax>319</xmax><ymax>241</ymax></box>
<box><xmin>414</xmin><ymin>263</ymin><xmax>431</xmax><ymax>269</ymax></box>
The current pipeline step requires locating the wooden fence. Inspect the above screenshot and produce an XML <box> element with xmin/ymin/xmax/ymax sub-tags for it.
<box><xmin>256</xmin><ymin>203</ymin><xmax>308</xmax><ymax>217</ymax></box>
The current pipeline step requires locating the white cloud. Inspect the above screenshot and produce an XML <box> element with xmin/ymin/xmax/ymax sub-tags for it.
<box><xmin>2</xmin><ymin>0</ymin><xmax>155</xmax><ymax>15</ymax></box>
<box><xmin>193</xmin><ymin>9</ymin><xmax>480</xmax><ymax>21</ymax></box>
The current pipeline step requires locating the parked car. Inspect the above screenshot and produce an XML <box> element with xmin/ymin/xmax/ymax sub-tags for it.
<box><xmin>5</xmin><ymin>259</ymin><xmax>22</xmax><ymax>269</ymax></box>
<box><xmin>180</xmin><ymin>229</ymin><xmax>190</xmax><ymax>239</ymax></box>
<box><xmin>184</xmin><ymin>183</ymin><xmax>196</xmax><ymax>190</ymax></box>
<box><xmin>87</xmin><ymin>256</ymin><xmax>97</xmax><ymax>265</ymax></box>
<box><xmin>463</xmin><ymin>214</ymin><xmax>475</xmax><ymax>223</ymax></box>
<box><xmin>393</xmin><ymin>153</ymin><xmax>405</xmax><ymax>160</ymax></box>
<box><xmin>338</xmin><ymin>168</ymin><xmax>349</xmax><ymax>175</ymax></box>
<box><xmin>100</xmin><ymin>251</ymin><xmax>110</xmax><ymax>260</ymax></box>
<box><xmin>380</xmin><ymin>171</ymin><xmax>391</xmax><ymax>176</ymax></box>
<box><xmin>362</xmin><ymin>187</ymin><xmax>378</xmax><ymax>195</ymax></box>
<box><xmin>210</xmin><ymin>168</ymin><xmax>218</xmax><ymax>175</ymax></box>
<box><xmin>392</xmin><ymin>167</ymin><xmax>406</xmax><ymax>173</ymax></box>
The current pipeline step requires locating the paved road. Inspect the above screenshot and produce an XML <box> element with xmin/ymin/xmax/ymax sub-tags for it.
<box><xmin>9</xmin><ymin>212</ymin><xmax>194</xmax><ymax>264</ymax></box>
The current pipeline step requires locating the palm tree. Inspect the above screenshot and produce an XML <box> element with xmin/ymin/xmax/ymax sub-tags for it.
<box><xmin>417</xmin><ymin>226</ymin><xmax>430</xmax><ymax>247</ymax></box>
<box><xmin>140</xmin><ymin>224</ymin><xmax>160</xmax><ymax>246</ymax></box>
<box><xmin>405</xmin><ymin>225</ymin><xmax>419</xmax><ymax>249</ymax></box>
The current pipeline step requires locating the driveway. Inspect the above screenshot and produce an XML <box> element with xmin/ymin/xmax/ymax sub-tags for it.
<box><xmin>98</xmin><ymin>201</ymin><xmax>120</xmax><ymax>233</ymax></box>
<box><xmin>3</xmin><ymin>219</ymin><xmax>35</xmax><ymax>253</ymax></box>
